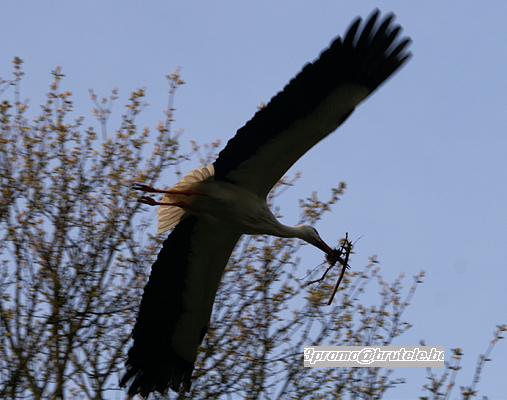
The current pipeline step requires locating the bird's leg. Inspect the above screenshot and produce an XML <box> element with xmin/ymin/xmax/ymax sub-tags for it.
<box><xmin>138</xmin><ymin>196</ymin><xmax>201</xmax><ymax>213</ymax></box>
<box><xmin>133</xmin><ymin>184</ymin><xmax>209</xmax><ymax>197</ymax></box>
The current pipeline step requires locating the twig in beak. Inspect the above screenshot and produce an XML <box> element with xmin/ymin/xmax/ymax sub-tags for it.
<box><xmin>307</xmin><ymin>233</ymin><xmax>353</xmax><ymax>305</ymax></box>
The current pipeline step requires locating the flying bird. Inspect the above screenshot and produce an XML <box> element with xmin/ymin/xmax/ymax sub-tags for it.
<box><xmin>121</xmin><ymin>9</ymin><xmax>411</xmax><ymax>397</ymax></box>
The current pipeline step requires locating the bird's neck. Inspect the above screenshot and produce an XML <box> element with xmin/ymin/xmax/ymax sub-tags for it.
<box><xmin>270</xmin><ymin>222</ymin><xmax>307</xmax><ymax>241</ymax></box>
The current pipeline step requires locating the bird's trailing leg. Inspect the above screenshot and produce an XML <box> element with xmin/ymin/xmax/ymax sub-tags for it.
<box><xmin>133</xmin><ymin>184</ymin><xmax>209</xmax><ymax>197</ymax></box>
<box><xmin>138</xmin><ymin>196</ymin><xmax>201</xmax><ymax>213</ymax></box>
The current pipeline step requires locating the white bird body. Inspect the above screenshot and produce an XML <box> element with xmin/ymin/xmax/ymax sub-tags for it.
<box><xmin>158</xmin><ymin>164</ymin><xmax>322</xmax><ymax>238</ymax></box>
<box><xmin>121</xmin><ymin>9</ymin><xmax>412</xmax><ymax>397</ymax></box>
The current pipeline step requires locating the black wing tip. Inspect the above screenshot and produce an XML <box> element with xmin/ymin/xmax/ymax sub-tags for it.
<box><xmin>120</xmin><ymin>353</ymin><xmax>194</xmax><ymax>397</ymax></box>
<box><xmin>120</xmin><ymin>217</ymin><xmax>199</xmax><ymax>397</ymax></box>
<box><xmin>338</xmin><ymin>9</ymin><xmax>412</xmax><ymax>91</ymax></box>
<box><xmin>213</xmin><ymin>10</ymin><xmax>411</xmax><ymax>182</ymax></box>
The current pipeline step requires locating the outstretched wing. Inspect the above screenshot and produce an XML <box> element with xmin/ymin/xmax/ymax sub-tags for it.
<box><xmin>121</xmin><ymin>215</ymin><xmax>241</xmax><ymax>396</ymax></box>
<box><xmin>213</xmin><ymin>9</ymin><xmax>411</xmax><ymax>197</ymax></box>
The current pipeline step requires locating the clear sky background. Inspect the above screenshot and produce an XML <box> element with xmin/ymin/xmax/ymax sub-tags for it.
<box><xmin>2</xmin><ymin>1</ymin><xmax>506</xmax><ymax>398</ymax></box>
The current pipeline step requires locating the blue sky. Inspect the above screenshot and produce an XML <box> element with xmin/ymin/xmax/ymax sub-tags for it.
<box><xmin>2</xmin><ymin>1</ymin><xmax>506</xmax><ymax>398</ymax></box>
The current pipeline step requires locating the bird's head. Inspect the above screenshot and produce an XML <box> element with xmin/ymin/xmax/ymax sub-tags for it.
<box><xmin>296</xmin><ymin>225</ymin><xmax>334</xmax><ymax>258</ymax></box>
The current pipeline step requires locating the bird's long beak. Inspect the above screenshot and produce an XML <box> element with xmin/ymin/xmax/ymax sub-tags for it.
<box><xmin>315</xmin><ymin>238</ymin><xmax>334</xmax><ymax>258</ymax></box>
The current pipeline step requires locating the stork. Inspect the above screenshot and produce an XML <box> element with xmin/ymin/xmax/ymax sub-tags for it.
<box><xmin>120</xmin><ymin>9</ymin><xmax>411</xmax><ymax>397</ymax></box>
